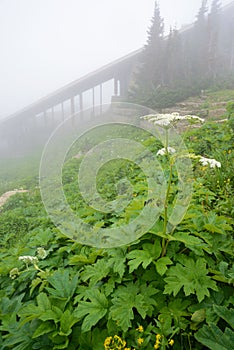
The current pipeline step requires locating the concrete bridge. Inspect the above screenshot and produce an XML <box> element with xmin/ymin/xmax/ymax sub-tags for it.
<box><xmin>2</xmin><ymin>49</ymin><xmax>143</xmax><ymax>122</ymax></box>
<box><xmin>0</xmin><ymin>47</ymin><xmax>143</xmax><ymax>156</ymax></box>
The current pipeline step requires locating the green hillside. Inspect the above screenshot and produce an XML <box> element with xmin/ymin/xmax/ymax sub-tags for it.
<box><xmin>0</xmin><ymin>101</ymin><xmax>233</xmax><ymax>349</ymax></box>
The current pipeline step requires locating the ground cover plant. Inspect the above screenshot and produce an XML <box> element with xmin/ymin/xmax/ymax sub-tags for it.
<box><xmin>0</xmin><ymin>109</ymin><xmax>233</xmax><ymax>349</ymax></box>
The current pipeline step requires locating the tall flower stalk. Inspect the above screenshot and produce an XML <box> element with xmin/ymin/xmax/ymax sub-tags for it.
<box><xmin>141</xmin><ymin>112</ymin><xmax>221</xmax><ymax>256</ymax></box>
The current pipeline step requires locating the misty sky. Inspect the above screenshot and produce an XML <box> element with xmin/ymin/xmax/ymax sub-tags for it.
<box><xmin>0</xmin><ymin>0</ymin><xmax>232</xmax><ymax>118</ymax></box>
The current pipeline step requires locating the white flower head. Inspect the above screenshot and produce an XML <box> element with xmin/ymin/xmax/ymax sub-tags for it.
<box><xmin>199</xmin><ymin>156</ymin><xmax>221</xmax><ymax>168</ymax></box>
<box><xmin>184</xmin><ymin>115</ymin><xmax>205</xmax><ymax>123</ymax></box>
<box><xmin>157</xmin><ymin>147</ymin><xmax>176</xmax><ymax>156</ymax></box>
<box><xmin>141</xmin><ymin>112</ymin><xmax>204</xmax><ymax>128</ymax></box>
<box><xmin>19</xmin><ymin>255</ymin><xmax>38</xmax><ymax>265</ymax></box>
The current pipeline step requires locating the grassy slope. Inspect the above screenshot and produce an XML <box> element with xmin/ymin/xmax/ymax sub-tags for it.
<box><xmin>0</xmin><ymin>89</ymin><xmax>233</xmax><ymax>195</ymax></box>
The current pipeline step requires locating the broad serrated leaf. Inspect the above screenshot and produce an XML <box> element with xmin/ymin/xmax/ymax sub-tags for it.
<box><xmin>155</xmin><ymin>257</ymin><xmax>173</xmax><ymax>275</ymax></box>
<box><xmin>109</xmin><ymin>282</ymin><xmax>158</xmax><ymax>332</ymax></box>
<box><xmin>80</xmin><ymin>259</ymin><xmax>110</xmax><ymax>286</ymax></box>
<box><xmin>195</xmin><ymin>323</ymin><xmax>234</xmax><ymax>350</ymax></box>
<box><xmin>172</xmin><ymin>231</ymin><xmax>205</xmax><ymax>246</ymax></box>
<box><xmin>19</xmin><ymin>293</ymin><xmax>51</xmax><ymax>324</ymax></box>
<box><xmin>75</xmin><ymin>289</ymin><xmax>108</xmax><ymax>332</ymax></box>
<box><xmin>213</xmin><ymin>305</ymin><xmax>234</xmax><ymax>329</ymax></box>
<box><xmin>127</xmin><ymin>241</ymin><xmax>161</xmax><ymax>273</ymax></box>
<box><xmin>68</xmin><ymin>249</ymin><xmax>101</xmax><ymax>265</ymax></box>
<box><xmin>107</xmin><ymin>248</ymin><xmax>127</xmax><ymax>278</ymax></box>
<box><xmin>164</xmin><ymin>258</ymin><xmax>218</xmax><ymax>302</ymax></box>
<box><xmin>32</xmin><ymin>321</ymin><xmax>55</xmax><ymax>338</ymax></box>
<box><xmin>39</xmin><ymin>306</ymin><xmax>63</xmax><ymax>322</ymax></box>
<box><xmin>59</xmin><ymin>309</ymin><xmax>78</xmax><ymax>336</ymax></box>
<box><xmin>46</xmin><ymin>270</ymin><xmax>78</xmax><ymax>300</ymax></box>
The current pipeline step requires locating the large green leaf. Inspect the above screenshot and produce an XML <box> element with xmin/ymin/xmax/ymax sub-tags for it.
<box><xmin>59</xmin><ymin>309</ymin><xmax>79</xmax><ymax>336</ymax></box>
<box><xmin>107</xmin><ymin>248</ymin><xmax>127</xmax><ymax>278</ymax></box>
<box><xmin>32</xmin><ymin>321</ymin><xmax>55</xmax><ymax>338</ymax></box>
<box><xmin>195</xmin><ymin>323</ymin><xmax>234</xmax><ymax>350</ymax></box>
<box><xmin>80</xmin><ymin>259</ymin><xmax>111</xmax><ymax>286</ymax></box>
<box><xmin>127</xmin><ymin>241</ymin><xmax>161</xmax><ymax>273</ymax></box>
<box><xmin>75</xmin><ymin>289</ymin><xmax>108</xmax><ymax>332</ymax></box>
<box><xmin>46</xmin><ymin>270</ymin><xmax>78</xmax><ymax>301</ymax></box>
<box><xmin>213</xmin><ymin>305</ymin><xmax>234</xmax><ymax>329</ymax></box>
<box><xmin>19</xmin><ymin>293</ymin><xmax>52</xmax><ymax>324</ymax></box>
<box><xmin>164</xmin><ymin>257</ymin><xmax>218</xmax><ymax>302</ymax></box>
<box><xmin>109</xmin><ymin>282</ymin><xmax>157</xmax><ymax>332</ymax></box>
<box><xmin>155</xmin><ymin>257</ymin><xmax>173</xmax><ymax>275</ymax></box>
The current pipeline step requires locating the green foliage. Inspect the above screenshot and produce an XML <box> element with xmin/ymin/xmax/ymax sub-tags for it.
<box><xmin>226</xmin><ymin>101</ymin><xmax>234</xmax><ymax>131</ymax></box>
<box><xmin>75</xmin><ymin>289</ymin><xmax>108</xmax><ymax>332</ymax></box>
<box><xmin>109</xmin><ymin>282</ymin><xmax>157</xmax><ymax>332</ymax></box>
<box><xmin>164</xmin><ymin>257</ymin><xmax>218</xmax><ymax>302</ymax></box>
<box><xmin>195</xmin><ymin>323</ymin><xmax>234</xmax><ymax>350</ymax></box>
<box><xmin>0</xmin><ymin>114</ymin><xmax>233</xmax><ymax>349</ymax></box>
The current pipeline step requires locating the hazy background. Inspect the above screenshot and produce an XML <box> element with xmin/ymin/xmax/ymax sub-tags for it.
<box><xmin>0</xmin><ymin>0</ymin><xmax>232</xmax><ymax>118</ymax></box>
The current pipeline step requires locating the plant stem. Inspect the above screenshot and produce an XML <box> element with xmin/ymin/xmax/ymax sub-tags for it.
<box><xmin>161</xmin><ymin>128</ymin><xmax>172</xmax><ymax>257</ymax></box>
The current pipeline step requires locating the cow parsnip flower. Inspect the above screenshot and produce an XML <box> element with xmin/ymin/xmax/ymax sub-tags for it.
<box><xmin>199</xmin><ymin>156</ymin><xmax>221</xmax><ymax>168</ymax></box>
<box><xmin>141</xmin><ymin>112</ymin><xmax>204</xmax><ymax>128</ymax></box>
<box><xmin>18</xmin><ymin>255</ymin><xmax>38</xmax><ymax>264</ymax></box>
<box><xmin>157</xmin><ymin>147</ymin><xmax>176</xmax><ymax>156</ymax></box>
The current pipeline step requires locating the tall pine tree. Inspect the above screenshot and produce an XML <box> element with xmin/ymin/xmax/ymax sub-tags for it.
<box><xmin>208</xmin><ymin>0</ymin><xmax>221</xmax><ymax>79</ymax></box>
<box><xmin>192</xmin><ymin>0</ymin><xmax>209</xmax><ymax>79</ymax></box>
<box><xmin>129</xmin><ymin>1</ymin><xmax>165</xmax><ymax>102</ymax></box>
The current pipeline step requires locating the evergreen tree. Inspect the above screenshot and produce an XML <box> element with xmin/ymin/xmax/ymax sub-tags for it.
<box><xmin>208</xmin><ymin>0</ymin><xmax>221</xmax><ymax>79</ymax></box>
<box><xmin>129</xmin><ymin>1</ymin><xmax>165</xmax><ymax>102</ymax></box>
<box><xmin>164</xmin><ymin>26</ymin><xmax>184</xmax><ymax>86</ymax></box>
<box><xmin>192</xmin><ymin>0</ymin><xmax>209</xmax><ymax>79</ymax></box>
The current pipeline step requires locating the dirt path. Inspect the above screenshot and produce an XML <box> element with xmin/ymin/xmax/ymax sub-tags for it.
<box><xmin>0</xmin><ymin>189</ymin><xmax>28</xmax><ymax>208</ymax></box>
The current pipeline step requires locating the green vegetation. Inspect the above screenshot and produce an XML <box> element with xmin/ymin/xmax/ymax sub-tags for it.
<box><xmin>0</xmin><ymin>107</ymin><xmax>233</xmax><ymax>349</ymax></box>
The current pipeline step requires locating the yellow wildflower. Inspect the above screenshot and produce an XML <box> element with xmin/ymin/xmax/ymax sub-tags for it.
<box><xmin>137</xmin><ymin>338</ymin><xmax>144</xmax><ymax>345</ymax></box>
<box><xmin>136</xmin><ymin>325</ymin><xmax>144</xmax><ymax>333</ymax></box>
<box><xmin>169</xmin><ymin>339</ymin><xmax>174</xmax><ymax>346</ymax></box>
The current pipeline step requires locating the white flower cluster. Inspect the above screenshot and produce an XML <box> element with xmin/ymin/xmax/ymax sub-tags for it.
<box><xmin>141</xmin><ymin>112</ymin><xmax>204</xmax><ymax>128</ymax></box>
<box><xmin>157</xmin><ymin>147</ymin><xmax>176</xmax><ymax>156</ymax></box>
<box><xmin>18</xmin><ymin>255</ymin><xmax>38</xmax><ymax>264</ymax></box>
<box><xmin>199</xmin><ymin>156</ymin><xmax>221</xmax><ymax>168</ymax></box>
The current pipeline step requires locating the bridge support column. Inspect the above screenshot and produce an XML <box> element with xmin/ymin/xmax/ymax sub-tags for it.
<box><xmin>100</xmin><ymin>84</ymin><xmax>103</xmax><ymax>114</ymax></box>
<box><xmin>92</xmin><ymin>88</ymin><xmax>95</xmax><ymax>116</ymax></box>
<box><xmin>114</xmin><ymin>78</ymin><xmax>119</xmax><ymax>96</ymax></box>
<box><xmin>51</xmin><ymin>107</ymin><xmax>54</xmax><ymax>121</ymax></box>
<box><xmin>119</xmin><ymin>76</ymin><xmax>128</xmax><ymax>97</ymax></box>
<box><xmin>43</xmin><ymin>110</ymin><xmax>47</xmax><ymax>126</ymax></box>
<box><xmin>79</xmin><ymin>93</ymin><xmax>83</xmax><ymax>119</ymax></box>
<box><xmin>71</xmin><ymin>97</ymin><xmax>75</xmax><ymax>124</ymax></box>
<box><xmin>71</xmin><ymin>97</ymin><xmax>75</xmax><ymax>116</ymax></box>
<box><xmin>61</xmin><ymin>102</ymin><xmax>65</xmax><ymax>121</ymax></box>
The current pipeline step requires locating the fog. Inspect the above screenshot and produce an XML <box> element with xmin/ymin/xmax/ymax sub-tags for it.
<box><xmin>1</xmin><ymin>0</ymin><xmax>232</xmax><ymax>119</ymax></box>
